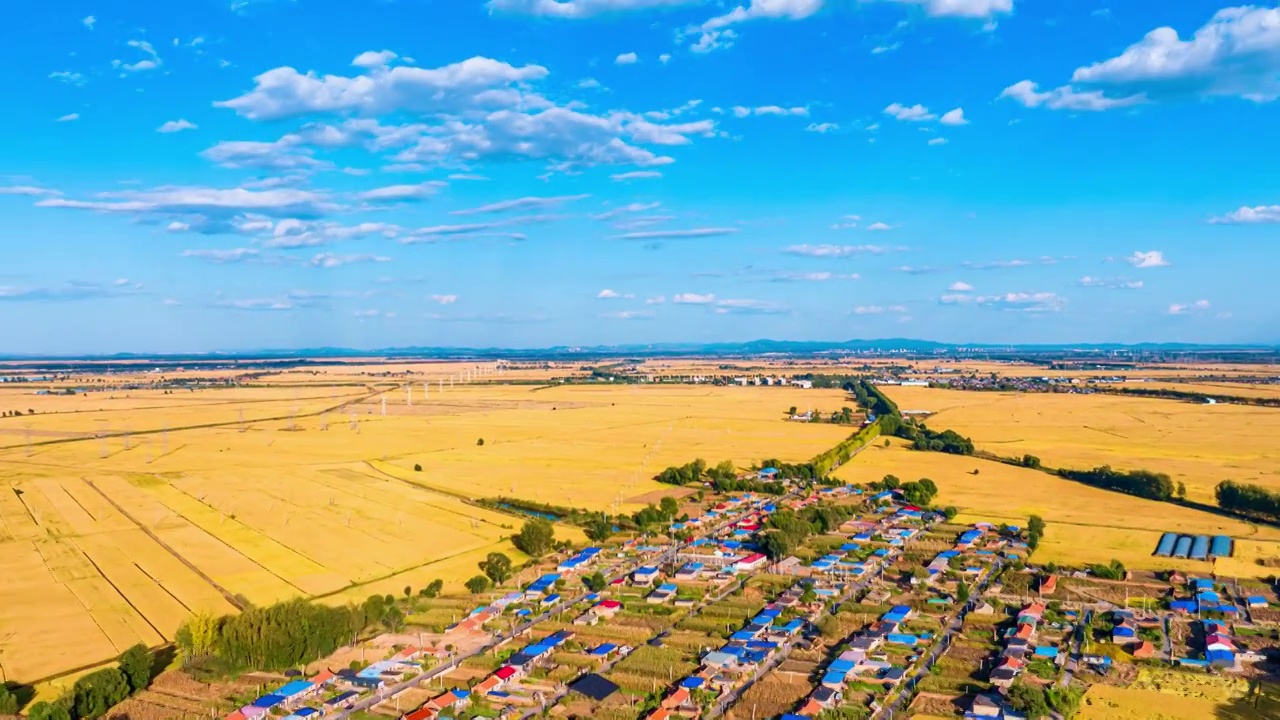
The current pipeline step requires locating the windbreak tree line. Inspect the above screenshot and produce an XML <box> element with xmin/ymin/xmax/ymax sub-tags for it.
<box><xmin>1056</xmin><ymin>465</ymin><xmax>1175</xmax><ymax>501</ymax></box>
<box><xmin>1216</xmin><ymin>480</ymin><xmax>1280</xmax><ymax>523</ymax></box>
<box><xmin>22</xmin><ymin>644</ymin><xmax>155</xmax><ymax>720</ymax></box>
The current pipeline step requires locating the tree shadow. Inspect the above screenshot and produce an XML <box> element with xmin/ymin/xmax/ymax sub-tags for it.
<box><xmin>1213</xmin><ymin>679</ymin><xmax>1280</xmax><ymax>720</ymax></box>
<box><xmin>3</xmin><ymin>681</ymin><xmax>35</xmax><ymax>711</ymax></box>
<box><xmin>149</xmin><ymin>645</ymin><xmax>178</xmax><ymax>684</ymax></box>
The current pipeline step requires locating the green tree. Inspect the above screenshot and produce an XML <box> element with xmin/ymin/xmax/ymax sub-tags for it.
<box><xmin>420</xmin><ymin>579</ymin><xmax>444</xmax><ymax>598</ymax></box>
<box><xmin>479</xmin><ymin>552</ymin><xmax>513</xmax><ymax>585</ymax></box>
<box><xmin>1027</xmin><ymin>515</ymin><xmax>1047</xmax><ymax>537</ymax></box>
<box><xmin>0</xmin><ymin>685</ymin><xmax>18</xmax><ymax>715</ymax></box>
<box><xmin>942</xmin><ymin>506</ymin><xmax>958</xmax><ymax>520</ymax></box>
<box><xmin>414</xmin><ymin>463</ymin><xmax>422</xmax><ymax>472</ymax></box>
<box><xmin>1176</xmin><ymin>481</ymin><xmax>1187</xmax><ymax>500</ymax></box>
<box><xmin>1046</xmin><ymin>686</ymin><xmax>1085</xmax><ymax>718</ymax></box>
<box><xmin>465</xmin><ymin>575</ymin><xmax>492</xmax><ymax>594</ymax></box>
<box><xmin>476</xmin><ymin>438</ymin><xmax>485</xmax><ymax>446</ymax></box>
<box><xmin>1008</xmin><ymin>681</ymin><xmax>1051</xmax><ymax>719</ymax></box>
<box><xmin>119</xmin><ymin>643</ymin><xmax>154</xmax><ymax>693</ymax></box>
<box><xmin>72</xmin><ymin>668</ymin><xmax>131</xmax><ymax>719</ymax></box>
<box><xmin>584</xmin><ymin>518</ymin><xmax>613</xmax><ymax>542</ymax></box>
<box><xmin>27</xmin><ymin>702</ymin><xmax>72</xmax><ymax>720</ymax></box>
<box><xmin>788</xmin><ymin>406</ymin><xmax>797</xmax><ymax>416</ymax></box>
<box><xmin>659</xmin><ymin>496</ymin><xmax>679</xmax><ymax>519</ymax></box>
<box><xmin>956</xmin><ymin>580</ymin><xmax>970</xmax><ymax>604</ymax></box>
<box><xmin>512</xmin><ymin>518</ymin><xmax>555</xmax><ymax>557</ymax></box>
<box><xmin>583</xmin><ymin>571</ymin><xmax>607</xmax><ymax>593</ymax></box>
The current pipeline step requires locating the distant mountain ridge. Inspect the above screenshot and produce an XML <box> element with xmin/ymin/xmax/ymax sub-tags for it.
<box><xmin>2</xmin><ymin>338</ymin><xmax>1276</xmax><ymax>362</ymax></box>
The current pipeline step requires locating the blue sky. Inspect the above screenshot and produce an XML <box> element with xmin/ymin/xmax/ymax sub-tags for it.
<box><xmin>3</xmin><ymin>0</ymin><xmax>1278</xmax><ymax>353</ymax></box>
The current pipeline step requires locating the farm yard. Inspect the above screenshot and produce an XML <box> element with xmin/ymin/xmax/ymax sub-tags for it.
<box><xmin>0</xmin><ymin>371</ymin><xmax>849</xmax><ymax>690</ymax></box>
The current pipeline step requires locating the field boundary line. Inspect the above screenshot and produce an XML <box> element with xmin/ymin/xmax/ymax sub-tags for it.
<box><xmin>82</xmin><ymin>478</ymin><xmax>249</xmax><ymax>611</ymax></box>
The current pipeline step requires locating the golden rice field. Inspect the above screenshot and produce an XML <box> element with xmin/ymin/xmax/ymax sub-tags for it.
<box><xmin>1076</xmin><ymin>669</ymin><xmax>1279</xmax><ymax>720</ymax></box>
<box><xmin>0</xmin><ymin>380</ymin><xmax>845</xmax><ymax>685</ymax></box>
<box><xmin>834</xmin><ymin>440</ymin><xmax>1280</xmax><ymax>576</ymax></box>
<box><xmin>882</xmin><ymin>385</ymin><xmax>1280</xmax><ymax>504</ymax></box>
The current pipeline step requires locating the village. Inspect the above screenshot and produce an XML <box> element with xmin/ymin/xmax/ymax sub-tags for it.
<box><xmin>208</xmin><ymin>463</ymin><xmax>1280</xmax><ymax>720</ymax></box>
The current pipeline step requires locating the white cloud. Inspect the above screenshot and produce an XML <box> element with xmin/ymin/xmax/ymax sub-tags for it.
<box><xmin>884</xmin><ymin>103</ymin><xmax>936</xmax><ymax>121</ymax></box>
<box><xmin>853</xmin><ymin>305</ymin><xmax>908</xmax><ymax>315</ymax></box>
<box><xmin>114</xmin><ymin>40</ymin><xmax>162</xmax><ymax>74</ymax></box>
<box><xmin>866</xmin><ymin>222</ymin><xmax>893</xmax><ymax>231</ymax></box>
<box><xmin>615</xmin><ymin>52</ymin><xmax>639</xmax><ymax>65</ymax></box>
<box><xmin>645</xmin><ymin>295</ymin><xmax>666</xmax><ymax>304</ymax></box>
<box><xmin>1126</xmin><ymin>250</ymin><xmax>1170</xmax><ymax>268</ymax></box>
<box><xmin>942</xmin><ymin>291</ymin><xmax>1065</xmax><ymax>312</ymax></box>
<box><xmin>592</xmin><ymin>202</ymin><xmax>661</xmax><ymax>220</ymax></box>
<box><xmin>158</xmin><ymin>119</ymin><xmax>198</xmax><ymax>133</ymax></box>
<box><xmin>964</xmin><ymin>259</ymin><xmax>1030</xmax><ymax>269</ymax></box>
<box><xmin>613</xmin><ymin>227</ymin><xmax>740</xmax><ymax>239</ymax></box>
<box><xmin>1168</xmin><ymin>299</ymin><xmax>1211</xmax><ymax>315</ymax></box>
<box><xmin>999</xmin><ymin>80</ymin><xmax>1145</xmax><ymax>111</ymax></box>
<box><xmin>806</xmin><ymin>122</ymin><xmax>839</xmax><ymax>133</ymax></box>
<box><xmin>399</xmin><ymin>215</ymin><xmax>556</xmax><ymax>242</ymax></box>
<box><xmin>351</xmin><ymin>50</ymin><xmax>398</xmax><ymax>68</ymax></box>
<box><xmin>928</xmin><ymin>137</ymin><xmax>948</xmax><ymax>145</ymax></box>
<box><xmin>939</xmin><ymin>107</ymin><xmax>968</xmax><ymax>125</ymax></box>
<box><xmin>702</xmin><ymin>0</ymin><xmax>823</xmax><ymax>31</ymax></box>
<box><xmin>659</xmin><ymin>53</ymin><xmax>672</xmax><ymax>64</ymax></box>
<box><xmin>734</xmin><ymin>105</ymin><xmax>809</xmax><ymax>117</ymax></box>
<box><xmin>50</xmin><ymin>71</ymin><xmax>86</xmax><ymax>86</ymax></box>
<box><xmin>871</xmin><ymin>43</ymin><xmax>900</xmax><ymax>54</ymax></box>
<box><xmin>163</xmin><ymin>298</ymin><xmax>182</xmax><ymax>306</ymax></box>
<box><xmin>355</xmin><ymin>181</ymin><xmax>445</xmax><ymax>202</ymax></box>
<box><xmin>0</xmin><ymin>185</ymin><xmax>61</xmax><ymax>197</ymax></box>
<box><xmin>712</xmin><ymin>298</ymin><xmax>789</xmax><ymax>315</ymax></box>
<box><xmin>452</xmin><ymin>194</ymin><xmax>590</xmax><ymax>215</ymax></box>
<box><xmin>597</xmin><ymin>288</ymin><xmax>636</xmax><ymax>299</ymax></box>
<box><xmin>487</xmin><ymin>0</ymin><xmax>702</xmax><ymax>18</ymax></box>
<box><xmin>1209</xmin><ymin>204</ymin><xmax>1280</xmax><ymax>224</ymax></box>
<box><xmin>83</xmin><ymin>15</ymin><xmax>96</xmax><ymax>29</ymax></box>
<box><xmin>431</xmin><ymin>294</ymin><xmax>458</xmax><ymax>304</ymax></box>
<box><xmin>771</xmin><ymin>271</ymin><xmax>859</xmax><ymax>282</ymax></box>
<box><xmin>672</xmin><ymin>292</ymin><xmax>716</xmax><ymax>304</ymax></box>
<box><xmin>947</xmin><ymin>281</ymin><xmax>974</xmax><ymax>292</ymax></box>
<box><xmin>611</xmin><ymin>170</ymin><xmax>663</xmax><ymax>181</ymax></box>
<box><xmin>201</xmin><ymin>137</ymin><xmax>330</xmax><ymax>172</ymax></box>
<box><xmin>577</xmin><ymin>77</ymin><xmax>603</xmax><ymax>89</ymax></box>
<box><xmin>690</xmin><ymin>28</ymin><xmax>738</xmax><ymax>53</ymax></box>
<box><xmin>310</xmin><ymin>252</ymin><xmax>391</xmax><ymax>268</ymax></box>
<box><xmin>38</xmin><ymin>186</ymin><xmax>336</xmax><ymax>228</ymax></box>
<box><xmin>1069</xmin><ymin>7</ymin><xmax>1280</xmax><ymax>103</ymax></box>
<box><xmin>1079</xmin><ymin>276</ymin><xmax>1143</xmax><ymax>289</ymax></box>
<box><xmin>181</xmin><ymin>248</ymin><xmax>263</xmax><ymax>263</ymax></box>
<box><xmin>56</xmin><ymin>113</ymin><xmax>80</xmax><ymax>122</ymax></box>
<box><xmin>885</xmin><ymin>0</ymin><xmax>1012</xmax><ymax>18</ymax></box>
<box><xmin>448</xmin><ymin>173</ymin><xmax>490</xmax><ymax>181</ymax></box>
<box><xmin>783</xmin><ymin>244</ymin><xmax>893</xmax><ymax>257</ymax></box>
<box><xmin>604</xmin><ymin>310</ymin><xmax>655</xmax><ymax>319</ymax></box>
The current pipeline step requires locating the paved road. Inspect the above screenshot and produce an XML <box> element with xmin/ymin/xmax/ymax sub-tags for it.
<box><xmin>332</xmin><ymin>495</ymin><xmax>782</xmax><ymax>720</ymax></box>
<box><xmin>872</xmin><ymin>559</ymin><xmax>1004</xmax><ymax>720</ymax></box>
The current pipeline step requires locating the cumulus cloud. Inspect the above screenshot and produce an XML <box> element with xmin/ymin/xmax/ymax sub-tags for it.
<box><xmin>114</xmin><ymin>39</ymin><xmax>162</xmax><ymax>73</ymax></box>
<box><xmin>866</xmin><ymin>222</ymin><xmax>893</xmax><ymax>231</ymax></box>
<box><xmin>201</xmin><ymin>137</ymin><xmax>330</xmax><ymax>172</ymax></box>
<box><xmin>38</xmin><ymin>186</ymin><xmax>336</xmax><ymax>226</ymax></box>
<box><xmin>595</xmin><ymin>288</ymin><xmax>637</xmax><ymax>299</ymax></box>
<box><xmin>783</xmin><ymin>244</ymin><xmax>893</xmax><ymax>257</ymax></box>
<box><xmin>948</xmin><ymin>281</ymin><xmax>974</xmax><ymax>292</ymax></box>
<box><xmin>83</xmin><ymin>15</ymin><xmax>96</xmax><ymax>29</ymax></box>
<box><xmin>939</xmin><ymin>108</ymin><xmax>968</xmax><ymax>125</ymax></box>
<box><xmin>158</xmin><ymin>119</ymin><xmax>198</xmax><ymax>133</ymax></box>
<box><xmin>884</xmin><ymin>103</ymin><xmax>936</xmax><ymax>121</ymax></box>
<box><xmin>351</xmin><ymin>49</ymin><xmax>399</xmax><ymax>68</ymax></box>
<box><xmin>701</xmin><ymin>0</ymin><xmax>822</xmax><ymax>31</ymax></box>
<box><xmin>806</xmin><ymin>122</ymin><xmax>839</xmax><ymax>133</ymax></box>
<box><xmin>431</xmin><ymin>294</ymin><xmax>459</xmax><ymax>304</ymax></box>
<box><xmin>999</xmin><ymin>80</ymin><xmax>1144</xmax><ymax>111</ymax></box>
<box><xmin>1126</xmin><ymin>250</ymin><xmax>1170</xmax><ymax>268</ymax></box>
<box><xmin>1168</xmin><ymin>299</ymin><xmax>1211</xmax><ymax>315</ymax></box>
<box><xmin>884</xmin><ymin>0</ymin><xmax>1012</xmax><ymax>18</ymax></box>
<box><xmin>614</xmin><ymin>227</ymin><xmax>740</xmax><ymax>240</ymax></box>
<box><xmin>452</xmin><ymin>194</ymin><xmax>590</xmax><ymax>215</ymax></box>
<box><xmin>615</xmin><ymin>52</ymin><xmax>639</xmax><ymax>64</ymax></box>
<box><xmin>1210</xmin><ymin>204</ymin><xmax>1280</xmax><ymax>224</ymax></box>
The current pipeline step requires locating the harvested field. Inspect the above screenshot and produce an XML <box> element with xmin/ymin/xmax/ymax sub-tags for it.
<box><xmin>726</xmin><ymin>671</ymin><xmax>812</xmax><ymax>720</ymax></box>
